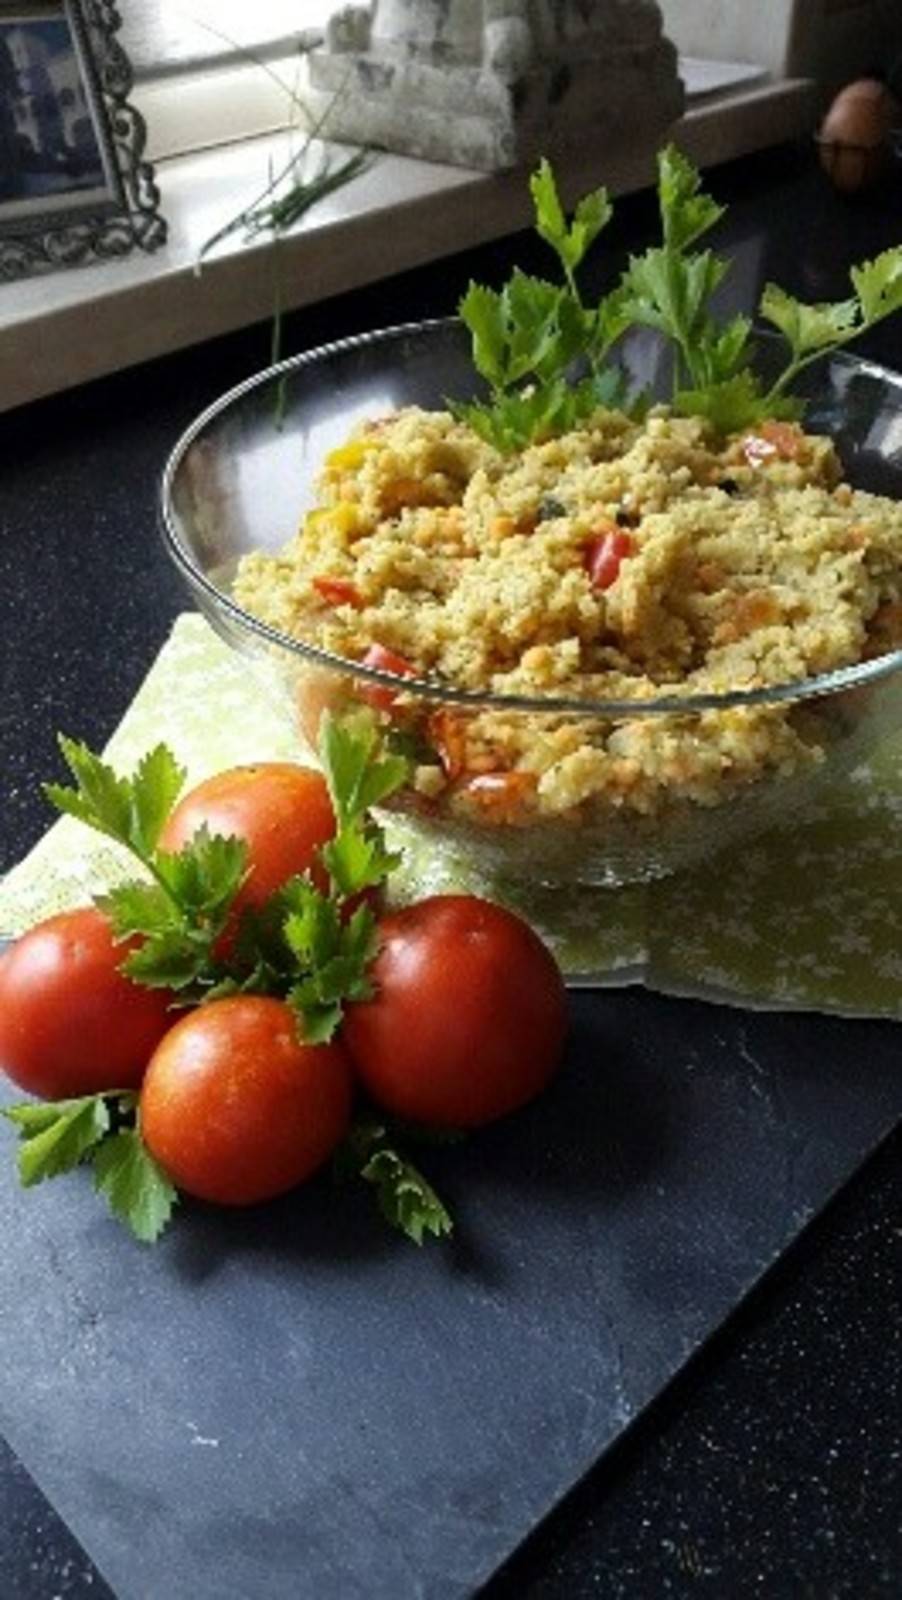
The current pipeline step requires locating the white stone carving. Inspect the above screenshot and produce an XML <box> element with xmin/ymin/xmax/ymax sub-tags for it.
<box><xmin>309</xmin><ymin>0</ymin><xmax>684</xmax><ymax>172</ymax></box>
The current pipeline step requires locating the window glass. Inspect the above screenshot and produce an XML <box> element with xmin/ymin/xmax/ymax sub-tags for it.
<box><xmin>121</xmin><ymin>1</ymin><xmax>339</xmax><ymax>80</ymax></box>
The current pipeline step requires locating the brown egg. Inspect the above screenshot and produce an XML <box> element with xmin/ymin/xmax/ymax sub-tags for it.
<box><xmin>817</xmin><ymin>78</ymin><xmax>899</xmax><ymax>193</ymax></box>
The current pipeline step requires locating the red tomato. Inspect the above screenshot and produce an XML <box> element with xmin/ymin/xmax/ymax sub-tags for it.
<box><xmin>429</xmin><ymin>708</ymin><xmax>468</xmax><ymax>780</ymax></box>
<box><xmin>312</xmin><ymin>576</ymin><xmax>363</xmax><ymax>608</ymax></box>
<box><xmin>0</xmin><ymin>908</ymin><xmax>172</xmax><ymax>1100</ymax></box>
<box><xmin>458</xmin><ymin>770</ymin><xmax>537</xmax><ymax>824</ymax></box>
<box><xmin>584</xmin><ymin>527</ymin><xmax>633</xmax><ymax>591</ymax></box>
<box><xmin>343</xmin><ymin>894</ymin><xmax>567</xmax><ymax>1128</ymax></box>
<box><xmin>140</xmin><ymin>995</ymin><xmax>352</xmax><ymax>1205</ymax></box>
<box><xmin>741</xmin><ymin>421</ymin><xmax>802</xmax><ymax>465</ymax></box>
<box><xmin>159</xmin><ymin>763</ymin><xmax>337</xmax><ymax>909</ymax></box>
<box><xmin>357</xmin><ymin>643</ymin><xmax>417</xmax><ymax>712</ymax></box>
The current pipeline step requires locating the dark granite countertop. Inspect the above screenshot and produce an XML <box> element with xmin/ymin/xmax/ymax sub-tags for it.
<box><xmin>1</xmin><ymin>145</ymin><xmax>900</xmax><ymax>1598</ymax></box>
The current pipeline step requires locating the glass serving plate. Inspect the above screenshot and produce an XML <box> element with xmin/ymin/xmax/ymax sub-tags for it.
<box><xmin>161</xmin><ymin>321</ymin><xmax>902</xmax><ymax>887</ymax></box>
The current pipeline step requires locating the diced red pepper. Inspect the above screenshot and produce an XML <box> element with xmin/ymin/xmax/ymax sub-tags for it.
<box><xmin>583</xmin><ymin>528</ymin><xmax>633</xmax><ymax>592</ymax></box>
<box><xmin>357</xmin><ymin>643</ymin><xmax>418</xmax><ymax>711</ymax></box>
<box><xmin>312</xmin><ymin>576</ymin><xmax>363</xmax><ymax>608</ymax></box>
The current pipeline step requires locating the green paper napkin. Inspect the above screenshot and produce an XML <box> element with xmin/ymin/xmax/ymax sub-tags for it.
<box><xmin>2</xmin><ymin>613</ymin><xmax>901</xmax><ymax>1018</ymax></box>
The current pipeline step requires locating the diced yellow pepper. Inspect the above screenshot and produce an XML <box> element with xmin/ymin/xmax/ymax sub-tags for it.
<box><xmin>303</xmin><ymin>503</ymin><xmax>361</xmax><ymax>539</ymax></box>
<box><xmin>330</xmin><ymin>502</ymin><xmax>362</xmax><ymax>537</ymax></box>
<box><xmin>304</xmin><ymin>508</ymin><xmax>331</xmax><ymax>534</ymax></box>
<box><xmin>325</xmin><ymin>438</ymin><xmax>374</xmax><ymax>471</ymax></box>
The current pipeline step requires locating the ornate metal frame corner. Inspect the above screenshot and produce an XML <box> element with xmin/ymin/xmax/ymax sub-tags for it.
<box><xmin>0</xmin><ymin>0</ymin><xmax>166</xmax><ymax>282</ymax></box>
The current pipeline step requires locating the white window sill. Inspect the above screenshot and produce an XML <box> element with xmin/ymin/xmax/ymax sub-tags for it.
<box><xmin>0</xmin><ymin>73</ymin><xmax>814</xmax><ymax>415</ymax></box>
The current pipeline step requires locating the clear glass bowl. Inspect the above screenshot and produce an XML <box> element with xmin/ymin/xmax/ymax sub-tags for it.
<box><xmin>161</xmin><ymin>321</ymin><xmax>902</xmax><ymax>887</ymax></box>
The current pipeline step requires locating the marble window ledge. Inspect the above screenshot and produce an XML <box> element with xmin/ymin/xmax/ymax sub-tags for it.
<box><xmin>0</xmin><ymin>75</ymin><xmax>814</xmax><ymax>415</ymax></box>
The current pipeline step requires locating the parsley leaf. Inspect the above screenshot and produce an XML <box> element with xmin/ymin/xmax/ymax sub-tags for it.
<box><xmin>283</xmin><ymin>880</ymin><xmax>379</xmax><ymax>1042</ymax></box>
<box><xmin>317</xmin><ymin>712</ymin><xmax>406</xmax><ymax>900</ymax></box>
<box><xmin>94</xmin><ymin>828</ymin><xmax>247</xmax><ymax>991</ymax></box>
<box><xmin>117</xmin><ymin>928</ymin><xmax>216</xmax><ymax>991</ymax></box>
<box><xmin>619</xmin><ymin>162</ymin><xmax>731</xmax><ymax>397</ymax></box>
<box><xmin>95</xmin><ymin>879</ymin><xmax>173</xmax><ymax>937</ymax></box>
<box><xmin>129</xmin><ymin>745</ymin><xmax>188</xmax><ymax>855</ymax></box>
<box><xmin>505</xmin><ymin>271</ymin><xmax>586</xmax><ymax>384</ymax></box>
<box><xmin>457</xmin><ymin>281</ymin><xmax>510</xmax><ymax>389</ymax></box>
<box><xmin>361</xmin><ymin>1148</ymin><xmax>453</xmax><ymax>1245</ymax></box>
<box><xmin>46</xmin><ymin>737</ymin><xmax>185</xmax><ymax>859</ymax></box>
<box><xmin>92</xmin><ymin>1130</ymin><xmax>178</xmax><ymax>1244</ymax></box>
<box><xmin>657</xmin><ymin>142</ymin><xmax>724</xmax><ymax>252</ymax></box>
<box><xmin>690</xmin><ymin>314</ymin><xmax>754</xmax><ymax>388</ymax></box>
<box><xmin>2</xmin><ymin>1090</ymin><xmax>177</xmax><ymax>1243</ymax></box>
<box><xmin>455</xmin><ymin>148</ymin><xmax>902</xmax><ymax>446</ymax></box>
<box><xmin>675</xmin><ymin>372</ymin><xmax>802</xmax><ymax>433</ymax></box>
<box><xmin>757</xmin><ymin>245</ymin><xmax>902</xmax><ymax>408</ymax></box>
<box><xmin>44</xmin><ymin>737</ymin><xmax>132</xmax><ymax>842</ymax></box>
<box><xmin>590</xmin><ymin>284</ymin><xmax>638</xmax><ymax>366</ymax></box>
<box><xmin>335</xmin><ymin>1120</ymin><xmax>454</xmax><ymax>1245</ymax></box>
<box><xmin>282</xmin><ymin>877</ymin><xmax>342</xmax><ymax>967</ymax></box>
<box><xmin>453</xmin><ymin>375</ymin><xmax>618</xmax><ymax>454</ymax></box>
<box><xmin>319</xmin><ymin>712</ymin><xmax>407</xmax><ymax>829</ymax></box>
<box><xmin>454</xmin><ymin>158</ymin><xmax>628</xmax><ymax>452</ymax></box>
<box><xmin>45</xmin><ymin>735</ymin><xmax>251</xmax><ymax>996</ymax></box>
<box><xmin>155</xmin><ymin>829</ymin><xmax>248</xmax><ymax>924</ymax></box>
<box><xmin>456</xmin><ymin>271</ymin><xmax>586</xmax><ymax>410</ymax></box>
<box><xmin>450</xmin><ymin>389</ymin><xmax>565</xmax><ymax>453</ymax></box>
<box><xmin>623</xmin><ymin>247</ymin><xmax>727</xmax><ymax>341</ymax></box>
<box><xmin>321</xmin><ymin>824</ymin><xmax>396</xmax><ymax>898</ymax></box>
<box><xmin>2</xmin><ymin>1094</ymin><xmax>112</xmax><ymax>1187</ymax></box>
<box><xmin>851</xmin><ymin>248</ymin><xmax>902</xmax><ymax>324</ymax></box>
<box><xmin>530</xmin><ymin>158</ymin><xmax>612</xmax><ymax>285</ymax></box>
<box><xmin>759</xmin><ymin>284</ymin><xmax>860</xmax><ymax>358</ymax></box>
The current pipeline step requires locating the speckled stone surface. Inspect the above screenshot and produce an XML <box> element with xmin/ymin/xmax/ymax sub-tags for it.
<box><xmin>1</xmin><ymin>147</ymin><xmax>901</xmax><ymax>1597</ymax></box>
<box><xmin>483</xmin><ymin>1120</ymin><xmax>902</xmax><ymax>1599</ymax></box>
<box><xmin>0</xmin><ymin>993</ymin><xmax>899</xmax><ymax>1600</ymax></box>
<box><xmin>2</xmin><ymin>1124</ymin><xmax>899</xmax><ymax>1599</ymax></box>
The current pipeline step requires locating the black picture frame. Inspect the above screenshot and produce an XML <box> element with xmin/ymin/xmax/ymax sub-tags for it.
<box><xmin>0</xmin><ymin>0</ymin><xmax>165</xmax><ymax>280</ymax></box>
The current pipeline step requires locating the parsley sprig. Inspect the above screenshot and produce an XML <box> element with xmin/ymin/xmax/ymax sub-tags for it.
<box><xmin>455</xmin><ymin>145</ymin><xmax>902</xmax><ymax>446</ymax></box>
<box><xmin>2</xmin><ymin>1094</ymin><xmax>176</xmax><ymax>1244</ymax></box>
<box><xmin>621</xmin><ymin>148</ymin><xmax>902</xmax><ymax>430</ymax></box>
<box><xmin>334</xmin><ymin>1119</ymin><xmax>454</xmax><ymax>1246</ymax></box>
<box><xmin>46</xmin><ymin>737</ymin><xmax>248</xmax><ymax>992</ymax></box>
<box><xmin>618</xmin><ymin>146</ymin><xmax>761</xmax><ymax>419</ymax></box>
<box><xmin>4</xmin><ymin>716</ymin><xmax>461</xmax><ymax>1246</ymax></box>
<box><xmin>318</xmin><ymin>711</ymin><xmax>407</xmax><ymax>899</ymax></box>
<box><xmin>452</xmin><ymin>160</ymin><xmax>632</xmax><ymax>451</ymax></box>
<box><xmin>758</xmin><ymin>249</ymin><xmax>902</xmax><ymax>403</ymax></box>
<box><xmin>42</xmin><ymin>720</ymin><xmax>406</xmax><ymax>1033</ymax></box>
<box><xmin>283</xmin><ymin>882</ymin><xmax>380</xmax><ymax>1044</ymax></box>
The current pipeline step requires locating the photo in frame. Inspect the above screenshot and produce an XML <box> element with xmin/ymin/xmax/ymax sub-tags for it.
<box><xmin>0</xmin><ymin>0</ymin><xmax>165</xmax><ymax>280</ymax></box>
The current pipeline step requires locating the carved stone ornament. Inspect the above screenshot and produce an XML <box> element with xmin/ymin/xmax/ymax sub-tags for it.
<box><xmin>0</xmin><ymin>0</ymin><xmax>166</xmax><ymax>282</ymax></box>
<box><xmin>307</xmin><ymin>0</ymin><xmax>685</xmax><ymax>172</ymax></box>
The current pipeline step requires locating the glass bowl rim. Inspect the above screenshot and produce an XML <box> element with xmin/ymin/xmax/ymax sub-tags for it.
<box><xmin>160</xmin><ymin>316</ymin><xmax>902</xmax><ymax>719</ymax></box>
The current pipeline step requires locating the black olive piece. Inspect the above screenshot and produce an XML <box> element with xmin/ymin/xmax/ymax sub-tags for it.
<box><xmin>615</xmin><ymin>507</ymin><xmax>639</xmax><ymax>527</ymax></box>
<box><xmin>719</xmin><ymin>477</ymin><xmax>741</xmax><ymax>496</ymax></box>
<box><xmin>537</xmin><ymin>496</ymin><xmax>567</xmax><ymax>521</ymax></box>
